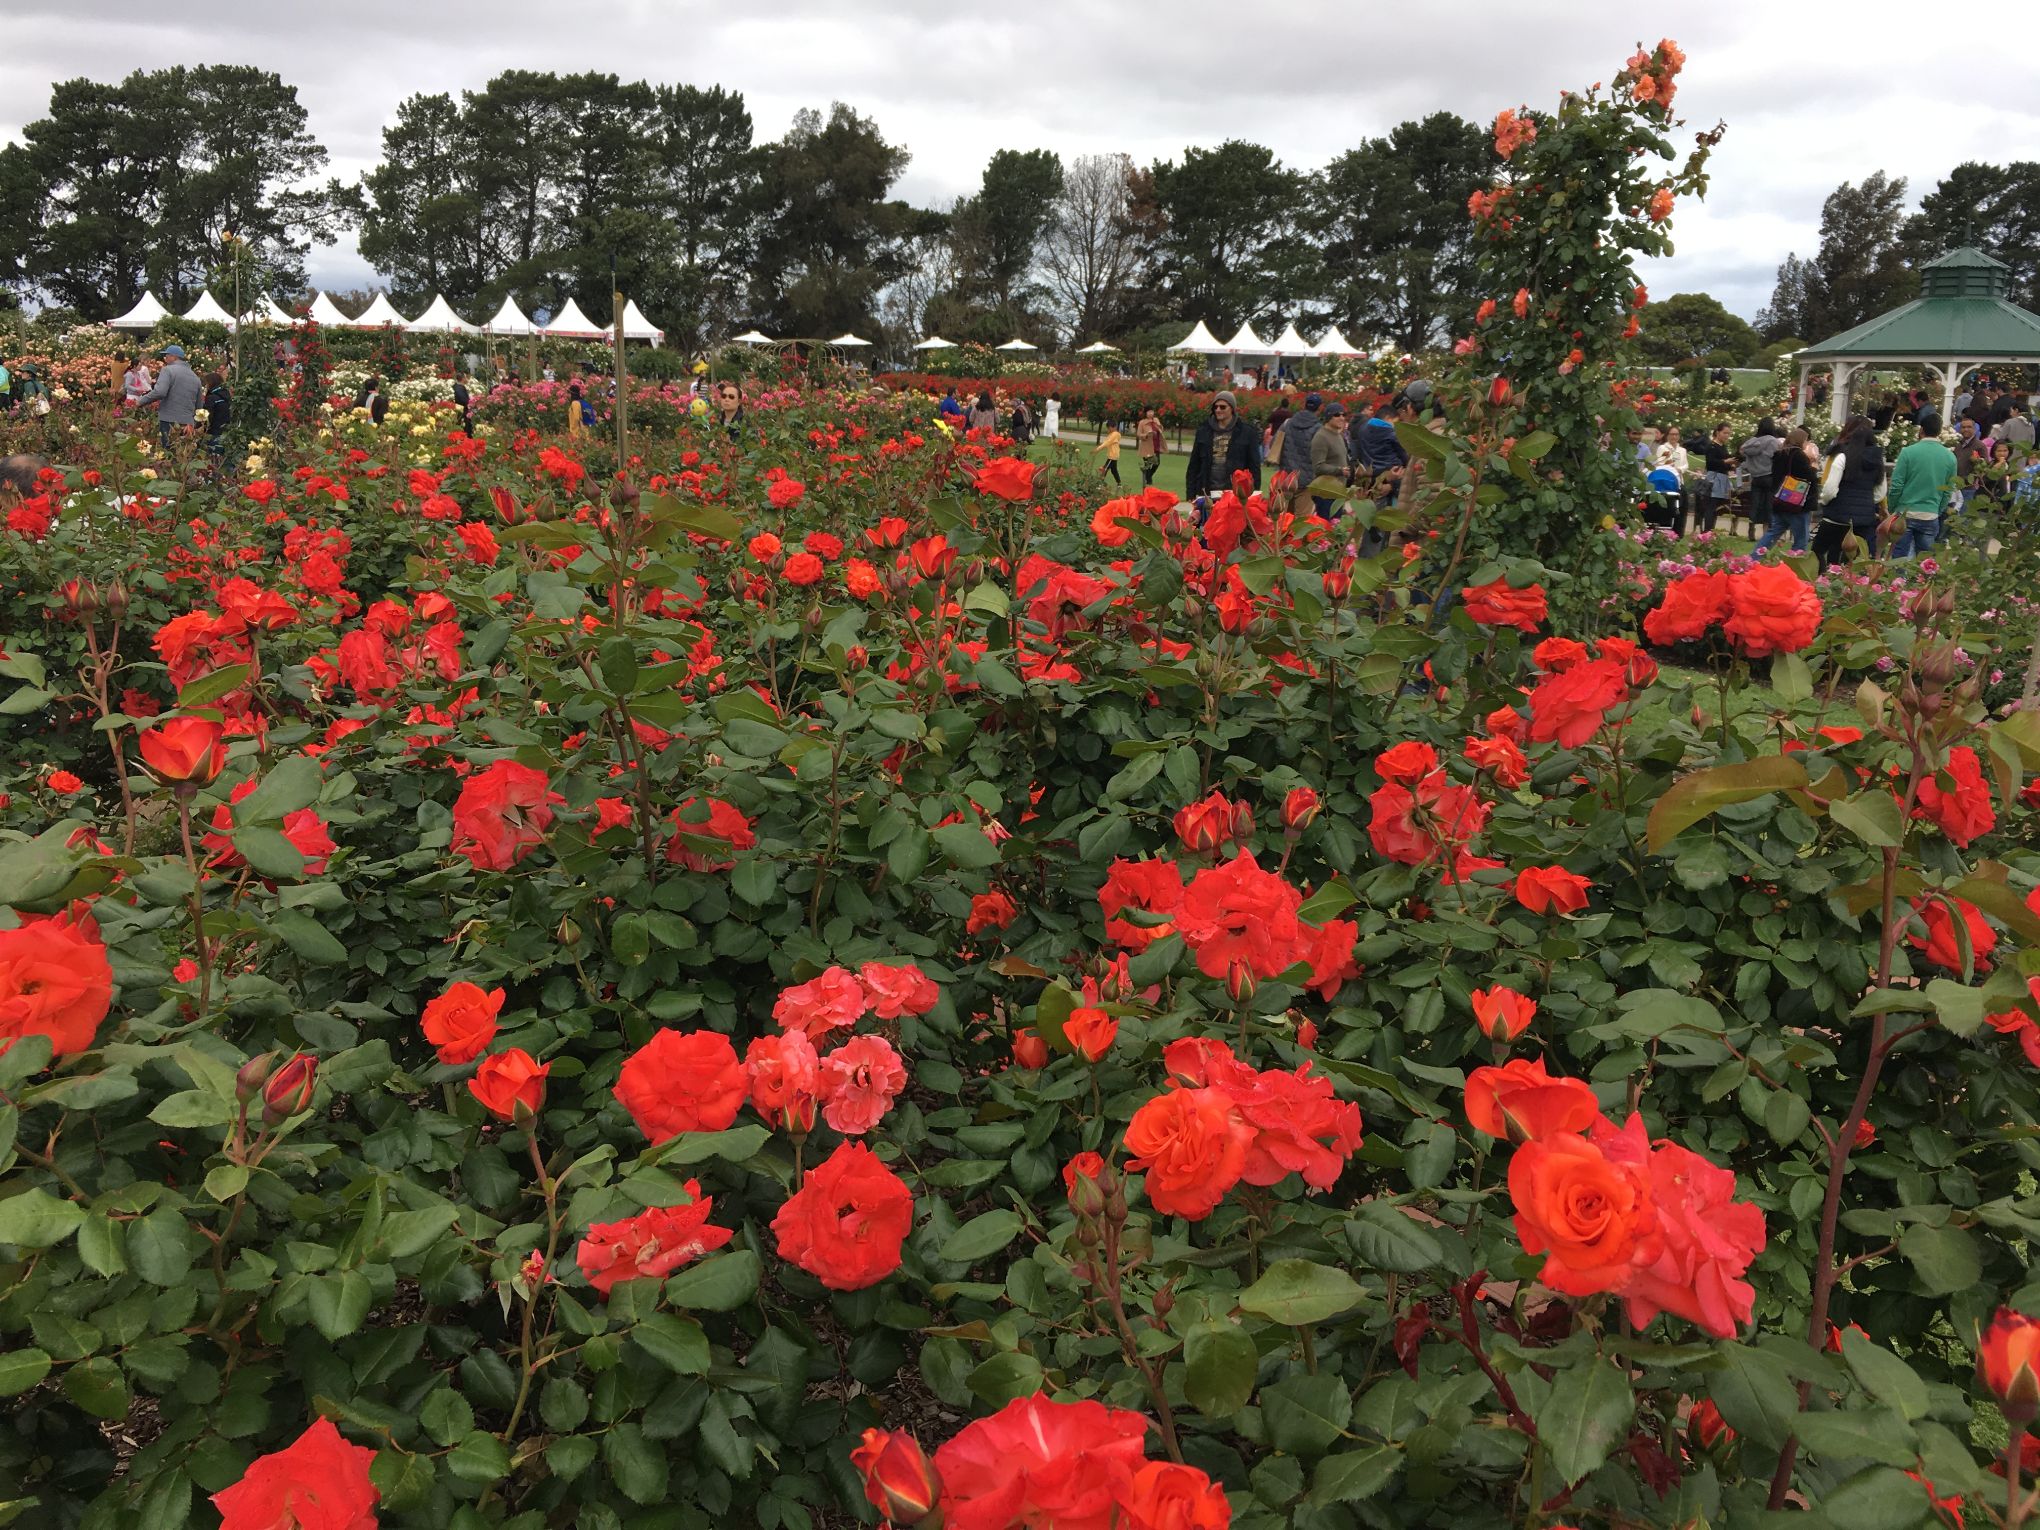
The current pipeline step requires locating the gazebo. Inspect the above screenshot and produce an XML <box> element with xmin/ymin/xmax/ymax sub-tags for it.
<box><xmin>1794</xmin><ymin>247</ymin><xmax>2040</xmax><ymax>426</ymax></box>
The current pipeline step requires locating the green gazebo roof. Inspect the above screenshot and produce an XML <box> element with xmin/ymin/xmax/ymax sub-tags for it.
<box><xmin>1799</xmin><ymin>247</ymin><xmax>2040</xmax><ymax>361</ymax></box>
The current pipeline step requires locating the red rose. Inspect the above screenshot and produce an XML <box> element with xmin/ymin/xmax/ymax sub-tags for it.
<box><xmin>1062</xmin><ymin>1150</ymin><xmax>1107</xmax><ymax>1208</ymax></box>
<box><xmin>966</xmin><ymin>889</ymin><xmax>1018</xmax><ymax>934</ymax></box>
<box><xmin>1471</xmin><ymin>984</ymin><xmax>1537</xmax><ymax>1042</ymax></box>
<box><xmin>773</xmin><ymin>966</ymin><xmax>869</xmax><ymax>1041</ymax></box>
<box><xmin>1515</xmin><ymin>864</ymin><xmax>1592</xmax><ymax>915</ymax></box>
<box><xmin>1527</xmin><ymin>656</ymin><xmax>1631</xmax><ymax>748</ymax></box>
<box><xmin>1620</xmin><ymin>1133</ymin><xmax>1765</xmax><ymax>1338</ymax></box>
<box><xmin>1466</xmin><ymin>1057</ymin><xmax>1602</xmax><ymax>1142</ymax></box>
<box><xmin>664</xmin><ymin>796</ymin><xmax>755</xmax><ymax>872</ymax></box>
<box><xmin>615</xmin><ymin>1028</ymin><xmax>745</xmax><ymax>1141</ymax></box>
<box><xmin>210</xmin><ymin>1417</ymin><xmax>379</xmax><ymax>1530</ymax></box>
<box><xmin>771</xmin><ymin>1140</ymin><xmax>913</xmax><ymax>1289</ymax></box>
<box><xmin>1282</xmin><ymin>786</ymin><xmax>1321</xmax><ymax>830</ymax></box>
<box><xmin>858</xmin><ymin>960</ymin><xmax>940</xmax><ymax>1019</ymax></box>
<box><xmin>748</xmin><ymin>532</ymin><xmax>783</xmax><ymax>561</ymax></box>
<box><xmin>1099</xmin><ymin>858</ymin><xmax>1186</xmax><ymax>951</ymax></box>
<box><xmin>932</xmin><ymin>1393</ymin><xmax>1149</xmax><ymax>1530</ymax></box>
<box><xmin>1509</xmin><ymin>1114</ymin><xmax>1659</xmax><ymax>1296</ymax></box>
<box><xmin>139</xmin><ymin>716</ymin><xmax>226</xmax><ymax>784</ymax></box>
<box><xmin>1461</xmin><ymin>577</ymin><xmax>1548</xmax><ymax>631</ymax></box>
<box><xmin>1909</xmin><ymin>896</ymin><xmax>1996</xmax><ymax>974</ymax></box>
<box><xmin>782</xmin><ymin>551</ymin><xmax>824</xmax><ymax>585</ymax></box>
<box><xmin>0</xmin><ymin>906</ymin><xmax>113</xmax><ymax>1057</ymax></box>
<box><xmin>1643</xmin><ymin>570</ymin><xmax>1732</xmax><ymax>645</ymax></box>
<box><xmin>820</xmin><ymin>1033</ymin><xmax>907</xmax><ymax>1134</ymax></box>
<box><xmin>1464</xmin><ymin>733</ymin><xmax>1529</xmax><ymax>787</ymax></box>
<box><xmin>851</xmin><ymin>1429</ymin><xmax>943</xmax><ymax>1527</ymax></box>
<box><xmin>1374</xmin><ymin>740</ymin><xmax>1439</xmax><ymax>785</ymax></box>
<box><xmin>1124</xmin><ymin>1085</ymin><xmax>1253</xmax><ymax>1220</ymax></box>
<box><xmin>1723</xmin><ymin>564</ymin><xmax>1822</xmax><ymax>658</ymax></box>
<box><xmin>47</xmin><ymin>769</ymin><xmax>83</xmax><ymax>794</ymax></box>
<box><xmin>1174</xmin><ymin>853</ymin><xmax>1307</xmax><ymax>981</ymax></box>
<box><xmin>1118</xmin><ymin>1461</ymin><xmax>1232</xmax><ymax>1530</ymax></box>
<box><xmin>451</xmin><ymin>760</ymin><xmax>561</xmax><ymax>872</ymax></box>
<box><xmin>973</xmin><ymin>457</ymin><xmax>1040</xmax><ymax>502</ymax></box>
<box><xmin>1914</xmin><ymin>745</ymin><xmax>1996</xmax><ymax>848</ymax></box>
<box><xmin>1979</xmin><ymin>1308</ymin><xmax>2040</xmax><ymax>1416</ymax></box>
<box><xmin>745</xmin><ymin>1030</ymin><xmax>820</xmax><ymax>1131</ymax></box>
<box><xmin>1012</xmin><ymin>1028</ymin><xmax>1049</xmax><ymax>1069</ymax></box>
<box><xmin>1064</xmin><ymin>1006</ymin><xmax>1118</xmax><ymax>1062</ymax></box>
<box><xmin>1172</xmin><ymin>791</ymin><xmax>1239</xmax><ymax>854</ymax></box>
<box><xmin>575</xmin><ymin>1182</ymin><xmax>733</xmax><ymax>1295</ymax></box>
<box><xmin>469</xmin><ymin>1047</ymin><xmax>549</xmax><ymax>1121</ymax></box>
<box><xmin>768</xmin><ymin>478</ymin><xmax>806</xmax><ymax>510</ymax></box>
<box><xmin>421</xmin><ymin>980</ymin><xmax>504</xmax><ymax>1064</ymax></box>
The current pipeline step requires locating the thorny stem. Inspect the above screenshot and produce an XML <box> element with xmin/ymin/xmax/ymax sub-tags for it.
<box><xmin>176</xmin><ymin>794</ymin><xmax>212</xmax><ymax>1015</ymax></box>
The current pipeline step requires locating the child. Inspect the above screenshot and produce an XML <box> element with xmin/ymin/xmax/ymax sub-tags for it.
<box><xmin>1094</xmin><ymin>423</ymin><xmax>1123</xmax><ymax>485</ymax></box>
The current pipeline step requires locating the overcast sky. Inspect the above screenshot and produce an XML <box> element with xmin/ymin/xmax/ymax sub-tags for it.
<box><xmin>3</xmin><ymin>0</ymin><xmax>2032</xmax><ymax>322</ymax></box>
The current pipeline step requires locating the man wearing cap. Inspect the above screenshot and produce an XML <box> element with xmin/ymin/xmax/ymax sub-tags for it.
<box><xmin>1185</xmin><ymin>391</ymin><xmax>1262</xmax><ymax>503</ymax></box>
<box><xmin>134</xmin><ymin>344</ymin><xmax>203</xmax><ymax>446</ymax></box>
<box><xmin>1309</xmin><ymin>401</ymin><xmax>1350</xmax><ymax>516</ymax></box>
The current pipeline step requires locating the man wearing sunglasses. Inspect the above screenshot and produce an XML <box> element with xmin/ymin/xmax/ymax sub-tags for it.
<box><xmin>1185</xmin><ymin>390</ymin><xmax>1263</xmax><ymax>503</ymax></box>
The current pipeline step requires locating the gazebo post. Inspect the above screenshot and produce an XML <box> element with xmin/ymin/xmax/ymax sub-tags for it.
<box><xmin>1940</xmin><ymin>361</ymin><xmax>1960</xmax><ymax>430</ymax></box>
<box><xmin>1794</xmin><ymin>362</ymin><xmax>1810</xmax><ymax>425</ymax></box>
<box><xmin>1829</xmin><ymin>362</ymin><xmax>1854</xmax><ymax>428</ymax></box>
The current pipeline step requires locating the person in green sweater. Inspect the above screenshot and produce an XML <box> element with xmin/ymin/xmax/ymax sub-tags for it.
<box><xmin>1888</xmin><ymin>411</ymin><xmax>1959</xmax><ymax>559</ymax></box>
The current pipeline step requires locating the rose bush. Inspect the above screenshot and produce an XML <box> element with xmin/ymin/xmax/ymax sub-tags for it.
<box><xmin>4</xmin><ymin>43</ymin><xmax>2040</xmax><ymax>1530</ymax></box>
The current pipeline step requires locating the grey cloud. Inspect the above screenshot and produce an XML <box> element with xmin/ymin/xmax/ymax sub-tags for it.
<box><xmin>3</xmin><ymin>0</ymin><xmax>2034</xmax><ymax>319</ymax></box>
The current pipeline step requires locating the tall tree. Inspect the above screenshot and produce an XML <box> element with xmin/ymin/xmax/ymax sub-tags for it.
<box><xmin>549</xmin><ymin>74</ymin><xmax>663</xmax><ymax>325</ymax></box>
<box><xmin>644</xmin><ymin>84</ymin><xmax>764</xmax><ymax>353</ymax></box>
<box><xmin>1312</xmin><ymin>112</ymin><xmax>1493</xmax><ymax>350</ymax></box>
<box><xmin>1148</xmin><ymin>142</ymin><xmax>1303</xmax><ymax>332</ymax></box>
<box><xmin>1038</xmin><ymin>153</ymin><xmax>1150</xmax><ymax>340</ymax></box>
<box><xmin>1632</xmin><ymin>291</ymin><xmax>1763</xmax><ymax>366</ymax></box>
<box><xmin>751</xmin><ymin>103</ymin><xmax>934</xmax><ymax>339</ymax></box>
<box><xmin>469</xmin><ymin>71</ymin><xmax>575</xmax><ymax>309</ymax></box>
<box><xmin>1</xmin><ymin>66</ymin><xmax>344</xmax><ymax>317</ymax></box>
<box><xmin>1901</xmin><ymin>161</ymin><xmax>2040</xmax><ymax>310</ymax></box>
<box><xmin>1792</xmin><ymin>173</ymin><xmax>1917</xmax><ymax>340</ymax></box>
<box><xmin>357</xmin><ymin>92</ymin><xmax>490</xmax><ymax>308</ymax></box>
<box><xmin>949</xmin><ymin>149</ymin><xmax>1063</xmax><ymax>314</ymax></box>
<box><xmin>1757</xmin><ymin>252</ymin><xmax>1814</xmax><ymax>341</ymax></box>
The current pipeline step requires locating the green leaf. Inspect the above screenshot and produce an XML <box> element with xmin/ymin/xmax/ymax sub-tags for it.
<box><xmin>642</xmin><ymin>491</ymin><xmax>741</xmax><ymax>544</ymax></box>
<box><xmin>1310</xmin><ymin>1446</ymin><xmax>1402</xmax><ymax>1506</ymax></box>
<box><xmin>149</xmin><ymin>1090</ymin><xmax>235</xmax><ymax>1128</ymax></box>
<box><xmin>0</xmin><ymin>1188</ymin><xmax>86</xmax><ymax>1248</ymax></box>
<box><xmin>1184</xmin><ymin>1321</ymin><xmax>1258</xmax><ymax>1419</ymax></box>
<box><xmin>1763</xmin><ymin>1089</ymin><xmax>1811</xmax><ymax>1147</ymax></box>
<box><xmin>1821</xmin><ymin>1464</ymin><xmax>1944</xmax><ymax>1530</ymax></box>
<box><xmin>1793</xmin><ymin>1407</ymin><xmax>1918</xmax><ymax>1468</ymax></box>
<box><xmin>1898</xmin><ymin>1223</ymin><xmax>1981</xmax><ymax>1297</ymax></box>
<box><xmin>268</xmin><ymin>908</ymin><xmax>348</xmax><ymax>964</ymax></box>
<box><xmin>662</xmin><ymin>1249</ymin><xmax>761</xmax><ymax>1311</ymax></box>
<box><xmin>235</xmin><ymin>825</ymin><xmax>307</xmax><ymax>880</ymax></box>
<box><xmin>1260</xmin><ymin>1371</ymin><xmax>1352</xmax><ymax>1455</ymax></box>
<box><xmin>633</xmin><ymin>1313</ymin><xmax>710</xmax><ymax>1374</ymax></box>
<box><xmin>967</xmin><ymin>1351</ymin><xmax>1045</xmax><ymax>1408</ymax></box>
<box><xmin>1533</xmin><ymin>1356</ymin><xmax>1634</xmax><ymax>1485</ymax></box>
<box><xmin>1830</xmin><ymin>789</ymin><xmax>1905</xmax><ymax>848</ymax></box>
<box><xmin>1841</xmin><ymin>1331</ymin><xmax>1929</xmax><ymax>1422</ymax></box>
<box><xmin>931</xmin><ymin>822</ymin><xmax>1001</xmax><ymax>870</ymax></box>
<box><xmin>604</xmin><ymin>1421</ymin><xmax>669</xmax><ymax>1504</ymax></box>
<box><xmin>0</xmin><ymin>1347</ymin><xmax>51</xmax><ymax>1397</ymax></box>
<box><xmin>1708</xmin><ymin>1342</ymin><xmax>1802</xmax><ymax>1450</ymax></box>
<box><xmin>1344</xmin><ymin>1203</ymin><xmax>1445</xmax><ymax>1273</ymax></box>
<box><xmin>308</xmin><ymin>1270</ymin><xmax>373</xmax><ymax>1339</ymax></box>
<box><xmin>729</xmin><ymin>858</ymin><xmax>779</xmax><ymax>907</ymax></box>
<box><xmin>419</xmin><ymin>1388</ymin><xmax>474</xmax><ymax>1447</ymax></box>
<box><xmin>649</xmin><ymin>1124</ymin><xmax>773</xmax><ymax>1168</ymax></box>
<box><xmin>1238</xmin><ymin>1260</ymin><xmax>1363</xmax><ymax>1326</ymax></box>
<box><xmin>381</xmin><ymin>1204</ymin><xmax>460</xmax><ymax>1259</ymax></box>
<box><xmin>1104</xmin><ymin>749</ymin><xmax>1165</xmax><ymax>802</ymax></box>
<box><xmin>444</xmin><ymin>1429</ymin><xmax>512</xmax><ymax>1485</ymax></box>
<box><xmin>1771</xmin><ymin>650</ymin><xmax>1814</xmax><ymax>702</ymax></box>
<box><xmin>1297</xmin><ymin>879</ymin><xmax>1357</xmax><ymax>923</ymax></box>
<box><xmin>63</xmin><ymin>1356</ymin><xmax>127</xmax><ymax>1418</ymax></box>
<box><xmin>1646</xmin><ymin>755</ymin><xmax>1808</xmax><ymax>851</ymax></box>
<box><xmin>176</xmin><ymin>663</ymin><xmax>251</xmax><ymax>705</ymax></box>
<box><xmin>939</xmin><ymin>1210</ymin><xmax>1024</xmax><ymax>1264</ymax></box>
<box><xmin>235</xmin><ymin>754</ymin><xmax>324</xmax><ymax>823</ymax></box>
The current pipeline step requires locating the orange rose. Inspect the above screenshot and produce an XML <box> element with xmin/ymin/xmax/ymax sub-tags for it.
<box><xmin>0</xmin><ymin>906</ymin><xmax>114</xmax><ymax>1057</ymax></box>
<box><xmin>1064</xmin><ymin>1006</ymin><xmax>1118</xmax><ymax>1062</ymax></box>
<box><xmin>1466</xmin><ymin>1056</ymin><xmax>1601</xmax><ymax>1141</ymax></box>
<box><xmin>1723</xmin><ymin>564</ymin><xmax>1822</xmax><ymax>658</ymax></box>
<box><xmin>1471</xmin><ymin>984</ymin><xmax>1537</xmax><ymax>1043</ymax></box>
<box><xmin>1461</xmin><ymin>578</ymin><xmax>1548</xmax><ymax>631</ymax></box>
<box><xmin>420</xmin><ymin>980</ymin><xmax>504</xmax><ymax>1065</ymax></box>
<box><xmin>1124</xmin><ymin>1085</ymin><xmax>1253</xmax><ymax>1221</ymax></box>
<box><xmin>614</xmin><ymin>1028</ymin><xmax>745</xmax><ymax>1141</ymax></box>
<box><xmin>469</xmin><ymin>1048</ymin><xmax>549</xmax><ymax>1121</ymax></box>
<box><xmin>139</xmin><ymin>716</ymin><xmax>225</xmax><ymax>784</ymax></box>
<box><xmin>1979</xmin><ymin>1308</ymin><xmax>2040</xmax><ymax>1419</ymax></box>
<box><xmin>1117</xmin><ymin>1461</ymin><xmax>1232</xmax><ymax>1530</ymax></box>
<box><xmin>1515</xmin><ymin>864</ymin><xmax>1592</xmax><ymax>915</ymax></box>
<box><xmin>1508</xmin><ymin>1115</ymin><xmax>1658</xmax><ymax>1295</ymax></box>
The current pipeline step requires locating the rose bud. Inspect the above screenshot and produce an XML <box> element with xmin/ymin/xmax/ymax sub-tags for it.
<box><xmin>1225</xmin><ymin>957</ymin><xmax>1257</xmax><ymax>1004</ymax></box>
<box><xmin>1065</xmin><ymin>1007</ymin><xmax>1118</xmax><ymax>1063</ymax></box>
<box><xmin>1322</xmin><ymin>568</ymin><xmax>1352</xmax><ymax>601</ymax></box>
<box><xmin>1687</xmin><ymin>1398</ymin><xmax>1735</xmax><ymax>1456</ymax></box>
<box><xmin>1488</xmin><ymin>375</ymin><xmax>1512</xmax><ymax>408</ymax></box>
<box><xmin>1470</xmin><ymin>985</ymin><xmax>1538</xmax><ymax>1044</ymax></box>
<box><xmin>850</xmin><ymin>1429</ymin><xmax>941</xmax><ymax>1529</ymax></box>
<box><xmin>1228</xmin><ymin>800</ymin><xmax>1255</xmax><ymax>844</ymax></box>
<box><xmin>470</xmin><ymin>1048</ymin><xmax>551</xmax><ymax>1123</ymax></box>
<box><xmin>1282</xmin><ymin>786</ymin><xmax>1321</xmax><ymax>832</ymax></box>
<box><xmin>261</xmin><ymin>1053</ymin><xmax>318</xmax><ymax>1124</ymax></box>
<box><xmin>234</xmin><ymin>1053</ymin><xmax>275</xmax><ymax>1102</ymax></box>
<box><xmin>1011</xmin><ymin>1028</ymin><xmax>1049</xmax><ymax>1070</ymax></box>
<box><xmin>1063</xmin><ymin>1150</ymin><xmax>1108</xmax><ymax>1214</ymax></box>
<box><xmin>1979</xmin><ymin>1308</ymin><xmax>2040</xmax><ymax>1424</ymax></box>
<box><xmin>139</xmin><ymin>717</ymin><xmax>226</xmax><ymax>785</ymax></box>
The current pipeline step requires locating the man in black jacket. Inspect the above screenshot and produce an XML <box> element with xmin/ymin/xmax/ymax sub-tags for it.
<box><xmin>1185</xmin><ymin>391</ymin><xmax>1262</xmax><ymax>501</ymax></box>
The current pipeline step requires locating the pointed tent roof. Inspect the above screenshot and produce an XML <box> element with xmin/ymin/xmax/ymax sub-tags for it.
<box><xmin>406</xmin><ymin>294</ymin><xmax>479</xmax><ymax>334</ymax></box>
<box><xmin>107</xmin><ymin>291</ymin><xmax>170</xmax><ymax>330</ymax></box>
<box><xmin>827</xmin><ymin>332</ymin><xmax>872</xmax><ymax>347</ymax></box>
<box><xmin>1798</xmin><ymin>248</ymin><xmax>2040</xmax><ymax>361</ymax></box>
<box><xmin>543</xmin><ymin>297</ymin><xmax>607</xmax><ymax>338</ymax></box>
<box><xmin>996</xmin><ymin>338</ymin><xmax>1039</xmax><ymax>351</ymax></box>
<box><xmin>1076</xmin><ymin>340</ymin><xmax>1120</xmax><ymax>353</ymax></box>
<box><xmin>912</xmin><ymin>336</ymin><xmax>958</xmax><ymax>350</ymax></box>
<box><xmin>1314</xmin><ymin>326</ymin><xmax>1362</xmax><ymax>356</ymax></box>
<box><xmin>257</xmin><ymin>297</ymin><xmax>297</xmax><ymax>325</ymax></box>
<box><xmin>1169</xmin><ymin>320</ymin><xmax>1227</xmax><ymax>354</ymax></box>
<box><xmin>182</xmin><ymin>291</ymin><xmax>236</xmax><ymax>325</ymax></box>
<box><xmin>351</xmin><ymin>292</ymin><xmax>408</xmax><ymax>327</ymax></box>
<box><xmin>481</xmin><ymin>295</ymin><xmax>536</xmax><ymax>336</ymax></box>
<box><xmin>617</xmin><ymin>298</ymin><xmax>664</xmax><ymax>342</ymax></box>
<box><xmin>730</xmin><ymin>329</ymin><xmax>774</xmax><ymax>346</ymax></box>
<box><xmin>1220</xmin><ymin>321</ymin><xmax>1270</xmax><ymax>354</ymax></box>
<box><xmin>306</xmin><ymin>292</ymin><xmax>350</xmax><ymax>327</ymax></box>
<box><xmin>1266</xmin><ymin>322</ymin><xmax>1318</xmax><ymax>357</ymax></box>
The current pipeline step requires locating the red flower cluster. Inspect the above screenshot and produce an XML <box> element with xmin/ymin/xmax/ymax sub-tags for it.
<box><xmin>451</xmin><ymin>760</ymin><xmax>562</xmax><ymax>871</ymax></box>
<box><xmin>1645</xmin><ymin>566</ymin><xmax>1822</xmax><ymax>659</ymax></box>
<box><xmin>1367</xmin><ymin>744</ymin><xmax>1496</xmax><ymax>883</ymax></box>
<box><xmin>575</xmin><ymin>1181</ymin><xmax>734</xmax><ymax>1294</ymax></box>
<box><xmin>1913</xmin><ymin>745</ymin><xmax>1996</xmax><ymax>848</ymax></box>
<box><xmin>1461</xmin><ymin>577</ymin><xmax>1548</xmax><ymax>631</ymax></box>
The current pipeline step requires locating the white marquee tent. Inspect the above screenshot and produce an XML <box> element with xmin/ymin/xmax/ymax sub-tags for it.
<box><xmin>481</xmin><ymin>296</ymin><xmax>537</xmax><ymax>337</ymax></box>
<box><xmin>1169</xmin><ymin>320</ymin><xmax>1228</xmax><ymax>354</ymax></box>
<box><xmin>996</xmin><ymin>338</ymin><xmax>1039</xmax><ymax>352</ymax></box>
<box><xmin>543</xmin><ymin>298</ymin><xmax>607</xmax><ymax>338</ymax></box>
<box><xmin>1220</xmin><ymin>321</ymin><xmax>1271</xmax><ymax>355</ymax></box>
<box><xmin>913</xmin><ymin>336</ymin><xmax>958</xmax><ymax>351</ymax></box>
<box><xmin>306</xmin><ymin>292</ymin><xmax>350</xmax><ymax>327</ymax></box>
<box><xmin>107</xmin><ymin>292</ymin><xmax>170</xmax><ymax>330</ymax></box>
<box><xmin>183</xmin><ymin>291</ymin><xmax>236</xmax><ymax>326</ymax></box>
<box><xmin>1314</xmin><ymin>326</ymin><xmax>1363</xmax><ymax>357</ymax></box>
<box><xmin>826</xmin><ymin>333</ymin><xmax>872</xmax><ymax>348</ymax></box>
<box><xmin>257</xmin><ymin>297</ymin><xmax>297</xmax><ymax>325</ymax></box>
<box><xmin>407</xmin><ymin>294</ymin><xmax>479</xmax><ymax>334</ymax></box>
<box><xmin>730</xmin><ymin>329</ymin><xmax>774</xmax><ymax>346</ymax></box>
<box><xmin>1266</xmin><ymin>322</ymin><xmax>1318</xmax><ymax>358</ymax></box>
<box><xmin>350</xmin><ymin>293</ymin><xmax>408</xmax><ymax>328</ymax></box>
<box><xmin>1076</xmin><ymin>341</ymin><xmax>1120</xmax><ymax>354</ymax></box>
<box><xmin>617</xmin><ymin>298</ymin><xmax>664</xmax><ymax>344</ymax></box>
